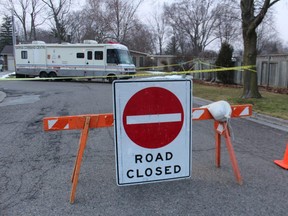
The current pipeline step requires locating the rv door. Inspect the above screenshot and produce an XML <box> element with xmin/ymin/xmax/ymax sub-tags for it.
<box><xmin>85</xmin><ymin>49</ymin><xmax>105</xmax><ymax>78</ymax></box>
<box><xmin>86</xmin><ymin>50</ymin><xmax>94</xmax><ymax>65</ymax></box>
<box><xmin>85</xmin><ymin>50</ymin><xmax>94</xmax><ymax>76</ymax></box>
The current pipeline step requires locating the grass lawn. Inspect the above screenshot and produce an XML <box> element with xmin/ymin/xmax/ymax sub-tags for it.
<box><xmin>193</xmin><ymin>82</ymin><xmax>288</xmax><ymax>120</ymax></box>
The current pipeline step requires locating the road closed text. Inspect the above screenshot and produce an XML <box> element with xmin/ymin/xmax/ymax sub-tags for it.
<box><xmin>126</xmin><ymin>152</ymin><xmax>182</xmax><ymax>179</ymax></box>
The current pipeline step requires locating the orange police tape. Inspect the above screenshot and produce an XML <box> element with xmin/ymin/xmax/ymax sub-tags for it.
<box><xmin>43</xmin><ymin>104</ymin><xmax>252</xmax><ymax>204</ymax></box>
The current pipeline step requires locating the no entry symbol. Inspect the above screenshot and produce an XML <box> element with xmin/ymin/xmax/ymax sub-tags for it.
<box><xmin>123</xmin><ymin>87</ymin><xmax>184</xmax><ymax>149</ymax></box>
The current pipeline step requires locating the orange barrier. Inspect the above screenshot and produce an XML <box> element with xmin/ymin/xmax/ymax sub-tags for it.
<box><xmin>43</xmin><ymin>114</ymin><xmax>113</xmax><ymax>204</ymax></box>
<box><xmin>43</xmin><ymin>104</ymin><xmax>252</xmax><ymax>203</ymax></box>
<box><xmin>214</xmin><ymin>121</ymin><xmax>242</xmax><ymax>184</ymax></box>
<box><xmin>43</xmin><ymin>113</ymin><xmax>113</xmax><ymax>131</ymax></box>
<box><xmin>192</xmin><ymin>104</ymin><xmax>252</xmax><ymax>120</ymax></box>
<box><xmin>274</xmin><ymin>144</ymin><xmax>288</xmax><ymax>170</ymax></box>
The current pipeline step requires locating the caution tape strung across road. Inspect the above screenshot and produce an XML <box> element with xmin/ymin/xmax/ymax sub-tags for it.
<box><xmin>0</xmin><ymin>65</ymin><xmax>256</xmax><ymax>81</ymax></box>
<box><xmin>197</xmin><ymin>60</ymin><xmax>257</xmax><ymax>73</ymax></box>
<box><xmin>136</xmin><ymin>59</ymin><xmax>195</xmax><ymax>70</ymax></box>
<box><xmin>136</xmin><ymin>58</ymin><xmax>257</xmax><ymax>73</ymax></box>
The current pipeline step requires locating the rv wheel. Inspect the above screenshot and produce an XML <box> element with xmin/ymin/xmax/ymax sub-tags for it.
<box><xmin>48</xmin><ymin>72</ymin><xmax>57</xmax><ymax>77</ymax></box>
<box><xmin>39</xmin><ymin>71</ymin><xmax>48</xmax><ymax>78</ymax></box>
<box><xmin>107</xmin><ymin>74</ymin><xmax>117</xmax><ymax>83</ymax></box>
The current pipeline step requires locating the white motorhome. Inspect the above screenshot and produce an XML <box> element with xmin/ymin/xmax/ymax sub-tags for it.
<box><xmin>15</xmin><ymin>40</ymin><xmax>136</xmax><ymax>82</ymax></box>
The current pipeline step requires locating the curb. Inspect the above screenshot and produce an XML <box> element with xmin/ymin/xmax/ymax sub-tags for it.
<box><xmin>249</xmin><ymin>112</ymin><xmax>288</xmax><ymax>132</ymax></box>
<box><xmin>194</xmin><ymin>97</ymin><xmax>288</xmax><ymax>132</ymax></box>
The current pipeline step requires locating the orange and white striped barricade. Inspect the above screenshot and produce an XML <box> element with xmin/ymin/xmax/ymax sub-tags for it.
<box><xmin>43</xmin><ymin>104</ymin><xmax>252</xmax><ymax>203</ymax></box>
<box><xmin>43</xmin><ymin>114</ymin><xmax>113</xmax><ymax>203</ymax></box>
<box><xmin>192</xmin><ymin>104</ymin><xmax>252</xmax><ymax>185</ymax></box>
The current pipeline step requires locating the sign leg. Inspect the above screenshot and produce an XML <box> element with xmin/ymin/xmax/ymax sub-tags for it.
<box><xmin>70</xmin><ymin>116</ymin><xmax>91</xmax><ymax>203</ymax></box>
<box><xmin>71</xmin><ymin>148</ymin><xmax>79</xmax><ymax>183</ymax></box>
<box><xmin>223</xmin><ymin>123</ymin><xmax>243</xmax><ymax>185</ymax></box>
<box><xmin>215</xmin><ymin>131</ymin><xmax>221</xmax><ymax>168</ymax></box>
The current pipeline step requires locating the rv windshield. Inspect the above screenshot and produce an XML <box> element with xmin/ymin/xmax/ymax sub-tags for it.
<box><xmin>116</xmin><ymin>49</ymin><xmax>134</xmax><ymax>64</ymax></box>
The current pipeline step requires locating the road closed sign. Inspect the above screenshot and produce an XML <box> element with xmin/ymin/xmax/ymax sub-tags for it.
<box><xmin>113</xmin><ymin>78</ymin><xmax>192</xmax><ymax>185</ymax></box>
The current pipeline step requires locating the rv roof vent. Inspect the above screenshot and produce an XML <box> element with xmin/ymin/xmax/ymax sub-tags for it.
<box><xmin>83</xmin><ymin>40</ymin><xmax>98</xmax><ymax>44</ymax></box>
<box><xmin>32</xmin><ymin>41</ymin><xmax>46</xmax><ymax>44</ymax></box>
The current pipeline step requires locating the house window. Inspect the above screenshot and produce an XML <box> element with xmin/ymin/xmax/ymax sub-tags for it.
<box><xmin>139</xmin><ymin>57</ymin><xmax>144</xmax><ymax>67</ymax></box>
<box><xmin>76</xmin><ymin>53</ymin><xmax>84</xmax><ymax>58</ymax></box>
<box><xmin>21</xmin><ymin>51</ymin><xmax>28</xmax><ymax>59</ymax></box>
<box><xmin>132</xmin><ymin>57</ymin><xmax>136</xmax><ymax>65</ymax></box>
<box><xmin>95</xmin><ymin>51</ymin><xmax>103</xmax><ymax>60</ymax></box>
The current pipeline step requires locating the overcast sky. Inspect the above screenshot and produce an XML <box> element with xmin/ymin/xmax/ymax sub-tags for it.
<box><xmin>274</xmin><ymin>0</ymin><xmax>288</xmax><ymax>45</ymax></box>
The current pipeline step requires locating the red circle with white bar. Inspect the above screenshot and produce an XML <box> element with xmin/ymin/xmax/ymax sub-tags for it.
<box><xmin>123</xmin><ymin>87</ymin><xmax>184</xmax><ymax>149</ymax></box>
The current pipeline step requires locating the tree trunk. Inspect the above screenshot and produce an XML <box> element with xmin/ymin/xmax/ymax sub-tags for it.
<box><xmin>240</xmin><ymin>0</ymin><xmax>280</xmax><ymax>98</ymax></box>
<box><xmin>242</xmin><ymin>29</ymin><xmax>261</xmax><ymax>98</ymax></box>
<box><xmin>241</xmin><ymin>6</ymin><xmax>261</xmax><ymax>98</ymax></box>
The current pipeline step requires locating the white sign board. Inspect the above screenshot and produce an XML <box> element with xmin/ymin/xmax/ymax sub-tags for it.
<box><xmin>113</xmin><ymin>79</ymin><xmax>192</xmax><ymax>185</ymax></box>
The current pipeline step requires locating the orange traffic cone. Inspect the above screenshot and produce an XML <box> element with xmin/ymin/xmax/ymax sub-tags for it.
<box><xmin>274</xmin><ymin>144</ymin><xmax>288</xmax><ymax>170</ymax></box>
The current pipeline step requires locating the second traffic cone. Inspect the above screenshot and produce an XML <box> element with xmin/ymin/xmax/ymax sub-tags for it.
<box><xmin>274</xmin><ymin>144</ymin><xmax>288</xmax><ymax>170</ymax></box>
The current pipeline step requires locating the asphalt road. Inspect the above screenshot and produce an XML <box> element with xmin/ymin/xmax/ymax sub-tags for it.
<box><xmin>0</xmin><ymin>80</ymin><xmax>287</xmax><ymax>216</ymax></box>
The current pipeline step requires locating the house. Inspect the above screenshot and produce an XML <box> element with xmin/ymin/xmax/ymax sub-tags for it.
<box><xmin>256</xmin><ymin>54</ymin><xmax>288</xmax><ymax>88</ymax></box>
<box><xmin>148</xmin><ymin>54</ymin><xmax>178</xmax><ymax>72</ymax></box>
<box><xmin>130</xmin><ymin>50</ymin><xmax>177</xmax><ymax>71</ymax></box>
<box><xmin>0</xmin><ymin>45</ymin><xmax>15</xmax><ymax>71</ymax></box>
<box><xmin>130</xmin><ymin>50</ymin><xmax>149</xmax><ymax>69</ymax></box>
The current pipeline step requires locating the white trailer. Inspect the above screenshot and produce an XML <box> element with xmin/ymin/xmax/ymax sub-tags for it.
<box><xmin>15</xmin><ymin>40</ymin><xmax>136</xmax><ymax>82</ymax></box>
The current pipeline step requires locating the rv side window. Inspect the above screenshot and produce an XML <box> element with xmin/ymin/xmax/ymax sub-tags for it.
<box><xmin>77</xmin><ymin>53</ymin><xmax>84</xmax><ymax>58</ymax></box>
<box><xmin>87</xmin><ymin>51</ymin><xmax>93</xmax><ymax>60</ymax></box>
<box><xmin>21</xmin><ymin>51</ymin><xmax>28</xmax><ymax>59</ymax></box>
<box><xmin>95</xmin><ymin>51</ymin><xmax>103</xmax><ymax>60</ymax></box>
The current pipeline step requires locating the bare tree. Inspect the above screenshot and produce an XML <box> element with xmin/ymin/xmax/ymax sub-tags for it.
<box><xmin>41</xmin><ymin>0</ymin><xmax>72</xmax><ymax>43</ymax></box>
<box><xmin>80</xmin><ymin>0</ymin><xmax>111</xmax><ymax>43</ymax></box>
<box><xmin>123</xmin><ymin>20</ymin><xmax>154</xmax><ymax>53</ymax></box>
<box><xmin>106</xmin><ymin>0</ymin><xmax>143</xmax><ymax>43</ymax></box>
<box><xmin>65</xmin><ymin>11</ymin><xmax>85</xmax><ymax>43</ymax></box>
<box><xmin>256</xmin><ymin>11</ymin><xmax>281</xmax><ymax>54</ymax></box>
<box><xmin>66</xmin><ymin>0</ymin><xmax>153</xmax><ymax>51</ymax></box>
<box><xmin>149</xmin><ymin>10</ymin><xmax>168</xmax><ymax>55</ymax></box>
<box><xmin>2</xmin><ymin>0</ymin><xmax>46</xmax><ymax>42</ymax></box>
<box><xmin>164</xmin><ymin>0</ymin><xmax>221</xmax><ymax>56</ymax></box>
<box><xmin>214</xmin><ymin>1</ymin><xmax>240</xmax><ymax>44</ymax></box>
<box><xmin>29</xmin><ymin>0</ymin><xmax>46</xmax><ymax>40</ymax></box>
<box><xmin>241</xmin><ymin>0</ymin><xmax>280</xmax><ymax>98</ymax></box>
<box><xmin>4</xmin><ymin>0</ymin><xmax>29</xmax><ymax>41</ymax></box>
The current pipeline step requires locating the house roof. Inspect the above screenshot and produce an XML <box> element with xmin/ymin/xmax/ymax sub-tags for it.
<box><xmin>0</xmin><ymin>45</ymin><xmax>14</xmax><ymax>55</ymax></box>
<box><xmin>130</xmin><ymin>50</ymin><xmax>149</xmax><ymax>56</ymax></box>
<box><xmin>130</xmin><ymin>50</ymin><xmax>177</xmax><ymax>58</ymax></box>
